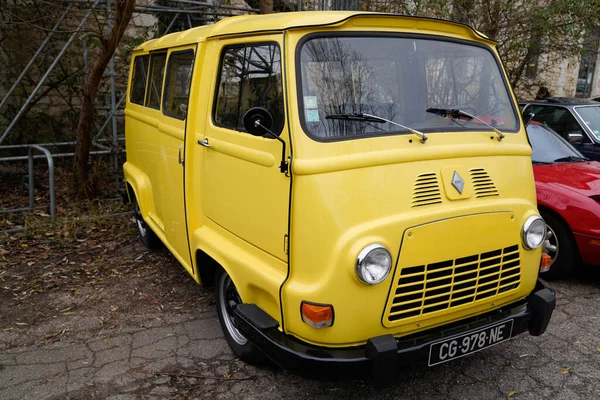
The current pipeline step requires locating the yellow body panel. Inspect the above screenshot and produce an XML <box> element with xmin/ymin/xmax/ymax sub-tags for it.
<box><xmin>124</xmin><ymin>12</ymin><xmax>542</xmax><ymax>351</ymax></box>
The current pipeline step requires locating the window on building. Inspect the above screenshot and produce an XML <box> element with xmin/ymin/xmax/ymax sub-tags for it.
<box><xmin>146</xmin><ymin>53</ymin><xmax>167</xmax><ymax>110</ymax></box>
<box><xmin>130</xmin><ymin>55</ymin><xmax>149</xmax><ymax>105</ymax></box>
<box><xmin>163</xmin><ymin>50</ymin><xmax>195</xmax><ymax>120</ymax></box>
<box><xmin>214</xmin><ymin>44</ymin><xmax>284</xmax><ymax>134</ymax></box>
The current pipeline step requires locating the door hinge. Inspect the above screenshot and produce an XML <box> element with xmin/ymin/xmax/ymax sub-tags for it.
<box><xmin>283</xmin><ymin>234</ymin><xmax>288</xmax><ymax>254</ymax></box>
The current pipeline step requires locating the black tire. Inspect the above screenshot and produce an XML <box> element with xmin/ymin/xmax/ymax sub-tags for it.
<box><xmin>132</xmin><ymin>197</ymin><xmax>161</xmax><ymax>249</ymax></box>
<box><xmin>214</xmin><ymin>267</ymin><xmax>264</xmax><ymax>364</ymax></box>
<box><xmin>540</xmin><ymin>211</ymin><xmax>578</xmax><ymax>280</ymax></box>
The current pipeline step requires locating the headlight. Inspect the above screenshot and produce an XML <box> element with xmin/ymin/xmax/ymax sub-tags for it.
<box><xmin>356</xmin><ymin>244</ymin><xmax>392</xmax><ymax>285</ymax></box>
<box><xmin>522</xmin><ymin>216</ymin><xmax>546</xmax><ymax>250</ymax></box>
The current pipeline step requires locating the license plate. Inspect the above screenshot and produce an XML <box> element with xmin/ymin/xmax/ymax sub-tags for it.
<box><xmin>428</xmin><ymin>320</ymin><xmax>514</xmax><ymax>366</ymax></box>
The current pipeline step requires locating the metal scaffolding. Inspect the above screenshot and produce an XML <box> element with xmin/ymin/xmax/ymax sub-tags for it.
<box><xmin>0</xmin><ymin>1</ymin><xmax>259</xmax><ymax>223</ymax></box>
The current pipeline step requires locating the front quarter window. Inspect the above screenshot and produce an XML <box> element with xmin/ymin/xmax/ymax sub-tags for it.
<box><xmin>298</xmin><ymin>35</ymin><xmax>518</xmax><ymax>140</ymax></box>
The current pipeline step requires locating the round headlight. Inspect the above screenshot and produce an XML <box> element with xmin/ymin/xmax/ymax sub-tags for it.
<box><xmin>356</xmin><ymin>244</ymin><xmax>392</xmax><ymax>285</ymax></box>
<box><xmin>522</xmin><ymin>216</ymin><xmax>546</xmax><ymax>250</ymax></box>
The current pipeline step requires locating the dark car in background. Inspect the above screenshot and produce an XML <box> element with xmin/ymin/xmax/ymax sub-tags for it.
<box><xmin>520</xmin><ymin>98</ymin><xmax>600</xmax><ymax>160</ymax></box>
<box><xmin>527</xmin><ymin>122</ymin><xmax>600</xmax><ymax>279</ymax></box>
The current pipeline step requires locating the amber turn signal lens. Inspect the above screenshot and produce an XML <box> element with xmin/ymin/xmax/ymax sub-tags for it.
<box><xmin>540</xmin><ymin>253</ymin><xmax>552</xmax><ymax>273</ymax></box>
<box><xmin>301</xmin><ymin>302</ymin><xmax>333</xmax><ymax>329</ymax></box>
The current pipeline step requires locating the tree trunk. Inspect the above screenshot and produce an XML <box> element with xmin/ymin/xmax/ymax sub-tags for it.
<box><xmin>74</xmin><ymin>0</ymin><xmax>135</xmax><ymax>194</ymax></box>
<box><xmin>259</xmin><ymin>0</ymin><xmax>274</xmax><ymax>14</ymax></box>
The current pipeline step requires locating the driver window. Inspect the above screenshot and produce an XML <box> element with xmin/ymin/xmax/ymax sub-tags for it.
<box><xmin>214</xmin><ymin>43</ymin><xmax>284</xmax><ymax>135</ymax></box>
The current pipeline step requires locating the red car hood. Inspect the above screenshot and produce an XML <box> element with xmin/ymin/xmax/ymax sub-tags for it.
<box><xmin>533</xmin><ymin>161</ymin><xmax>600</xmax><ymax>196</ymax></box>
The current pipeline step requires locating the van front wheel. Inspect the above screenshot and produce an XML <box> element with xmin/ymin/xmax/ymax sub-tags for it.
<box><xmin>133</xmin><ymin>199</ymin><xmax>161</xmax><ymax>249</ymax></box>
<box><xmin>214</xmin><ymin>268</ymin><xmax>264</xmax><ymax>364</ymax></box>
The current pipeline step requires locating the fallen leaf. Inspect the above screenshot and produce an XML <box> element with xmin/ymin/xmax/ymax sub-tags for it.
<box><xmin>44</xmin><ymin>329</ymin><xmax>65</xmax><ymax>339</ymax></box>
<box><xmin>63</xmin><ymin>311</ymin><xmax>75</xmax><ymax>316</ymax></box>
<box><xmin>110</xmin><ymin>306</ymin><xmax>119</xmax><ymax>312</ymax></box>
<box><xmin>3</xmin><ymin>327</ymin><xmax>13</xmax><ymax>332</ymax></box>
<box><xmin>507</xmin><ymin>391</ymin><xmax>515</xmax><ymax>398</ymax></box>
<box><xmin>561</xmin><ymin>367</ymin><xmax>571</xmax><ymax>375</ymax></box>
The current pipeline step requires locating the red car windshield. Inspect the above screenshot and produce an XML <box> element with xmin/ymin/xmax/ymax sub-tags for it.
<box><xmin>527</xmin><ymin>124</ymin><xmax>586</xmax><ymax>163</ymax></box>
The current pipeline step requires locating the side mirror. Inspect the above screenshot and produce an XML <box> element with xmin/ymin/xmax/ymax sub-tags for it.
<box><xmin>243</xmin><ymin>107</ymin><xmax>277</xmax><ymax>137</ymax></box>
<box><xmin>523</xmin><ymin>111</ymin><xmax>535</xmax><ymax>127</ymax></box>
<box><xmin>242</xmin><ymin>107</ymin><xmax>288</xmax><ymax>174</ymax></box>
<box><xmin>567</xmin><ymin>132</ymin><xmax>584</xmax><ymax>144</ymax></box>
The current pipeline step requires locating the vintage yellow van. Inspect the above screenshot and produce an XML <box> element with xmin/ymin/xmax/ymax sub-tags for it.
<box><xmin>124</xmin><ymin>11</ymin><xmax>555</xmax><ymax>385</ymax></box>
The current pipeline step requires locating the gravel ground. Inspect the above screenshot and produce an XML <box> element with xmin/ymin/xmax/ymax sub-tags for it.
<box><xmin>0</xmin><ymin>215</ymin><xmax>599</xmax><ymax>399</ymax></box>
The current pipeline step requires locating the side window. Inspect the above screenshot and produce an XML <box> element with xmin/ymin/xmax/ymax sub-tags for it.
<box><xmin>130</xmin><ymin>55</ymin><xmax>149</xmax><ymax>105</ymax></box>
<box><xmin>163</xmin><ymin>50</ymin><xmax>195</xmax><ymax>120</ymax></box>
<box><xmin>214</xmin><ymin>43</ymin><xmax>284</xmax><ymax>134</ymax></box>
<box><xmin>146</xmin><ymin>53</ymin><xmax>167</xmax><ymax>110</ymax></box>
<box><xmin>532</xmin><ymin>106</ymin><xmax>585</xmax><ymax>139</ymax></box>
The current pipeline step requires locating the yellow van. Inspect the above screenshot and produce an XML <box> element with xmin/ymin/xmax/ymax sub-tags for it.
<box><xmin>124</xmin><ymin>11</ymin><xmax>555</xmax><ymax>386</ymax></box>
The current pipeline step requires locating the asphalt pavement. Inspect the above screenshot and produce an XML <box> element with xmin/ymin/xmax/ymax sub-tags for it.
<box><xmin>1</xmin><ymin>266</ymin><xmax>598</xmax><ymax>399</ymax></box>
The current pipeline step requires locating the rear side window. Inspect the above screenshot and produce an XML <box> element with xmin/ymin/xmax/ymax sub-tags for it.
<box><xmin>130</xmin><ymin>55</ymin><xmax>149</xmax><ymax>105</ymax></box>
<box><xmin>214</xmin><ymin>43</ymin><xmax>284</xmax><ymax>134</ymax></box>
<box><xmin>146</xmin><ymin>53</ymin><xmax>167</xmax><ymax>110</ymax></box>
<box><xmin>163</xmin><ymin>50</ymin><xmax>195</xmax><ymax>120</ymax></box>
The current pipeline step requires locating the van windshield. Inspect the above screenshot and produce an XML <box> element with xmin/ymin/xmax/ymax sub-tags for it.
<box><xmin>298</xmin><ymin>35</ymin><xmax>518</xmax><ymax>140</ymax></box>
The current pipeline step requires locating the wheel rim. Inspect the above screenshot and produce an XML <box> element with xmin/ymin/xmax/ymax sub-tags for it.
<box><xmin>543</xmin><ymin>225</ymin><xmax>559</xmax><ymax>266</ymax></box>
<box><xmin>218</xmin><ymin>273</ymin><xmax>248</xmax><ymax>346</ymax></box>
<box><xmin>133</xmin><ymin>202</ymin><xmax>147</xmax><ymax>237</ymax></box>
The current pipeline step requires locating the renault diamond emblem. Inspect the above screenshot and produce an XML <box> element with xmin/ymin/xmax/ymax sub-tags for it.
<box><xmin>451</xmin><ymin>171</ymin><xmax>465</xmax><ymax>194</ymax></box>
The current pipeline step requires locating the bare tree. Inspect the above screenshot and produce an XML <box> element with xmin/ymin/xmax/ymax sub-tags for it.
<box><xmin>74</xmin><ymin>0</ymin><xmax>135</xmax><ymax>194</ymax></box>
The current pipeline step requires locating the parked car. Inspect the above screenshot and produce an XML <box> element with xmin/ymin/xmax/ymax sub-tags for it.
<box><xmin>527</xmin><ymin>122</ymin><xmax>600</xmax><ymax>278</ymax></box>
<box><xmin>520</xmin><ymin>98</ymin><xmax>600</xmax><ymax>160</ymax></box>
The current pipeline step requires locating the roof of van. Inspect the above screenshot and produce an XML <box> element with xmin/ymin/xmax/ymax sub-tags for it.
<box><xmin>134</xmin><ymin>11</ymin><xmax>492</xmax><ymax>51</ymax></box>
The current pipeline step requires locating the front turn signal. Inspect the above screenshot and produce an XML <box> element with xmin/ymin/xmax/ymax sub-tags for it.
<box><xmin>301</xmin><ymin>301</ymin><xmax>333</xmax><ymax>329</ymax></box>
<box><xmin>540</xmin><ymin>253</ymin><xmax>552</xmax><ymax>273</ymax></box>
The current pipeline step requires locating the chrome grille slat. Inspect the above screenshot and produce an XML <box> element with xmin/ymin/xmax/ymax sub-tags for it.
<box><xmin>386</xmin><ymin>244</ymin><xmax>521</xmax><ymax>322</ymax></box>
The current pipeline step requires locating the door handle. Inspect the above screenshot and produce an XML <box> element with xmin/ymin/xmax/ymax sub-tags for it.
<box><xmin>198</xmin><ymin>138</ymin><xmax>211</xmax><ymax>148</ymax></box>
<box><xmin>178</xmin><ymin>144</ymin><xmax>184</xmax><ymax>165</ymax></box>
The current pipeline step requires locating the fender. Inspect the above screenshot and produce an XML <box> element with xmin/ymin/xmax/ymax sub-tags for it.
<box><xmin>123</xmin><ymin>161</ymin><xmax>157</xmax><ymax>228</ymax></box>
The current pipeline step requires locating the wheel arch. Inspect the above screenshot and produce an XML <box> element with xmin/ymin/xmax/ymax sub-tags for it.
<box><xmin>537</xmin><ymin>203</ymin><xmax>582</xmax><ymax>263</ymax></box>
<box><xmin>195</xmin><ymin>248</ymin><xmax>221</xmax><ymax>287</ymax></box>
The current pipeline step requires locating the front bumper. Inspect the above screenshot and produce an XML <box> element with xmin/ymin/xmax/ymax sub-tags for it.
<box><xmin>573</xmin><ymin>231</ymin><xmax>600</xmax><ymax>266</ymax></box>
<box><xmin>234</xmin><ymin>279</ymin><xmax>555</xmax><ymax>387</ymax></box>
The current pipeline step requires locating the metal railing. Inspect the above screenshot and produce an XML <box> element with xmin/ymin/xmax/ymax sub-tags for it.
<box><xmin>0</xmin><ymin>145</ymin><xmax>56</xmax><ymax>226</ymax></box>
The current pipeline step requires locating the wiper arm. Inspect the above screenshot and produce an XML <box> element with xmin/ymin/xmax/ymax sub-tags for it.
<box><xmin>426</xmin><ymin>108</ymin><xmax>505</xmax><ymax>141</ymax></box>
<box><xmin>326</xmin><ymin>112</ymin><xmax>428</xmax><ymax>143</ymax></box>
<box><xmin>552</xmin><ymin>156</ymin><xmax>589</xmax><ymax>163</ymax></box>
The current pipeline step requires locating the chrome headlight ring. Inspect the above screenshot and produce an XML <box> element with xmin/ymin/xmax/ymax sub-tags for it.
<box><xmin>522</xmin><ymin>215</ymin><xmax>546</xmax><ymax>250</ymax></box>
<box><xmin>356</xmin><ymin>244</ymin><xmax>392</xmax><ymax>285</ymax></box>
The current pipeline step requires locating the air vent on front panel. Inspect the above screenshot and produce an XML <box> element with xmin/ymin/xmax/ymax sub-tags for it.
<box><xmin>470</xmin><ymin>168</ymin><xmax>499</xmax><ymax>198</ymax></box>
<box><xmin>411</xmin><ymin>173</ymin><xmax>442</xmax><ymax>207</ymax></box>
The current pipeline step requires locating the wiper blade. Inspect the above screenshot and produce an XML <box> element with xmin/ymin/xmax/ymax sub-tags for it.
<box><xmin>326</xmin><ymin>112</ymin><xmax>428</xmax><ymax>143</ymax></box>
<box><xmin>325</xmin><ymin>113</ymin><xmax>388</xmax><ymax>123</ymax></box>
<box><xmin>552</xmin><ymin>156</ymin><xmax>590</xmax><ymax>163</ymax></box>
<box><xmin>426</xmin><ymin>108</ymin><xmax>505</xmax><ymax>141</ymax></box>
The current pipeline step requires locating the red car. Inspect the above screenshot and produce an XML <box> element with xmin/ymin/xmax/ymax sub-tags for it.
<box><xmin>528</xmin><ymin>123</ymin><xmax>600</xmax><ymax>278</ymax></box>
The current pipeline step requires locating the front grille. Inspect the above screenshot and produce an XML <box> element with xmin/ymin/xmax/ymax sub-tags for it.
<box><xmin>470</xmin><ymin>168</ymin><xmax>499</xmax><ymax>198</ymax></box>
<box><xmin>411</xmin><ymin>173</ymin><xmax>442</xmax><ymax>207</ymax></box>
<box><xmin>387</xmin><ymin>244</ymin><xmax>520</xmax><ymax>322</ymax></box>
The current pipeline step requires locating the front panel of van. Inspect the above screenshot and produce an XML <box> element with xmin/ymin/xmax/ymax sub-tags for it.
<box><xmin>280</xmin><ymin>20</ymin><xmax>541</xmax><ymax>347</ymax></box>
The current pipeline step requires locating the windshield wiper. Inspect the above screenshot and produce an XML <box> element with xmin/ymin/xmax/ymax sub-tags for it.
<box><xmin>552</xmin><ymin>155</ymin><xmax>590</xmax><ymax>163</ymax></box>
<box><xmin>325</xmin><ymin>112</ymin><xmax>428</xmax><ymax>143</ymax></box>
<box><xmin>426</xmin><ymin>108</ymin><xmax>505</xmax><ymax>141</ymax></box>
